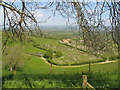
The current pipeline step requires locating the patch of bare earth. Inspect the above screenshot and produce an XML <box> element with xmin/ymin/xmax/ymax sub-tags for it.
<box><xmin>100</xmin><ymin>60</ymin><xmax>116</xmax><ymax>64</ymax></box>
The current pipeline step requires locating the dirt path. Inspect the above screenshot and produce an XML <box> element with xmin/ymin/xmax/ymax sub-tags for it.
<box><xmin>41</xmin><ymin>57</ymin><xmax>51</xmax><ymax>65</ymax></box>
<box><xmin>40</xmin><ymin>57</ymin><xmax>117</xmax><ymax>68</ymax></box>
<box><xmin>100</xmin><ymin>60</ymin><xmax>116</xmax><ymax>64</ymax></box>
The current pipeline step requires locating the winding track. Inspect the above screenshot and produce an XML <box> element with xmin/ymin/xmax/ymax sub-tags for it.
<box><xmin>40</xmin><ymin>56</ymin><xmax>117</xmax><ymax>68</ymax></box>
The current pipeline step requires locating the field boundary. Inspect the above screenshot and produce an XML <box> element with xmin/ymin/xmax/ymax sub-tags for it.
<box><xmin>82</xmin><ymin>75</ymin><xmax>96</xmax><ymax>90</ymax></box>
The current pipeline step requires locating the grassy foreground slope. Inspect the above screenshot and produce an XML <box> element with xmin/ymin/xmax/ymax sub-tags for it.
<box><xmin>2</xmin><ymin>54</ymin><xmax>118</xmax><ymax>88</ymax></box>
<box><xmin>21</xmin><ymin>56</ymin><xmax>118</xmax><ymax>74</ymax></box>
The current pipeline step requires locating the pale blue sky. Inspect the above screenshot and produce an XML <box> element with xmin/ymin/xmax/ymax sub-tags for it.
<box><xmin>0</xmin><ymin>7</ymin><xmax>3</xmax><ymax>27</ymax></box>
<box><xmin>3</xmin><ymin>0</ymin><xmax>110</xmax><ymax>2</ymax></box>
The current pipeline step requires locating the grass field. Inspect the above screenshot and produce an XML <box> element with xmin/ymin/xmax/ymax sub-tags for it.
<box><xmin>2</xmin><ymin>54</ymin><xmax>118</xmax><ymax>88</ymax></box>
<box><xmin>2</xmin><ymin>37</ymin><xmax>119</xmax><ymax>88</ymax></box>
<box><xmin>2</xmin><ymin>34</ymin><xmax>119</xmax><ymax>88</ymax></box>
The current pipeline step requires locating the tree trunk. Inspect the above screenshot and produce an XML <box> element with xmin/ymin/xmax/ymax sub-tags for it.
<box><xmin>51</xmin><ymin>63</ymin><xmax>52</xmax><ymax>75</ymax></box>
<box><xmin>14</xmin><ymin>64</ymin><xmax>16</xmax><ymax>75</ymax></box>
<box><xmin>117</xmin><ymin>2</ymin><xmax>120</xmax><ymax>56</ymax></box>
<box><xmin>89</xmin><ymin>61</ymin><xmax>91</xmax><ymax>73</ymax></box>
<box><xmin>10</xmin><ymin>65</ymin><xmax>12</xmax><ymax>71</ymax></box>
<box><xmin>118</xmin><ymin>46</ymin><xmax>120</xmax><ymax>56</ymax></box>
<box><xmin>76</xmin><ymin>41</ymin><xmax>77</xmax><ymax>49</ymax></box>
<box><xmin>10</xmin><ymin>62</ymin><xmax>12</xmax><ymax>71</ymax></box>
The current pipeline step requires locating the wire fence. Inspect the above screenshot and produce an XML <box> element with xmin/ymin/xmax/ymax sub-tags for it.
<box><xmin>1</xmin><ymin>79</ymin><xmax>116</xmax><ymax>82</ymax></box>
<box><xmin>2</xmin><ymin>74</ymin><xmax>118</xmax><ymax>89</ymax></box>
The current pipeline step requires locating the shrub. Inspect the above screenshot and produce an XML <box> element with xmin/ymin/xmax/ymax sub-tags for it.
<box><xmin>55</xmin><ymin>51</ymin><xmax>63</xmax><ymax>58</ymax></box>
<box><xmin>33</xmin><ymin>43</ymin><xmax>39</xmax><ymax>47</ymax></box>
<box><xmin>48</xmin><ymin>48</ymin><xmax>54</xmax><ymax>54</ymax></box>
<box><xmin>43</xmin><ymin>50</ymin><xmax>53</xmax><ymax>59</ymax></box>
<box><xmin>109</xmin><ymin>56</ymin><xmax>118</xmax><ymax>61</ymax></box>
<box><xmin>69</xmin><ymin>41</ymin><xmax>72</xmax><ymax>43</ymax></box>
<box><xmin>2</xmin><ymin>45</ymin><xmax>24</xmax><ymax>71</ymax></box>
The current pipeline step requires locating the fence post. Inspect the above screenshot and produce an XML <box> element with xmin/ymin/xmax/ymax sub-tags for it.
<box><xmin>82</xmin><ymin>75</ymin><xmax>87</xmax><ymax>89</ymax></box>
<box><xmin>51</xmin><ymin>63</ymin><xmax>52</xmax><ymax>75</ymax></box>
<box><xmin>14</xmin><ymin>63</ymin><xmax>16</xmax><ymax>75</ymax></box>
<box><xmin>89</xmin><ymin>61</ymin><xmax>91</xmax><ymax>73</ymax></box>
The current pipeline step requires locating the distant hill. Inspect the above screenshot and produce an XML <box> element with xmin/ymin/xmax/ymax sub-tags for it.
<box><xmin>40</xmin><ymin>25</ymin><xmax>70</xmax><ymax>32</ymax></box>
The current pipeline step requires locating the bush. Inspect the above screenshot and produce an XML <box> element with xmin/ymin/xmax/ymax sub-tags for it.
<box><xmin>48</xmin><ymin>48</ymin><xmax>54</xmax><ymax>54</ymax></box>
<box><xmin>43</xmin><ymin>50</ymin><xmax>53</xmax><ymax>59</ymax></box>
<box><xmin>2</xmin><ymin>44</ymin><xmax>24</xmax><ymax>71</ymax></box>
<box><xmin>69</xmin><ymin>41</ymin><xmax>72</xmax><ymax>43</ymax></box>
<box><xmin>55</xmin><ymin>51</ymin><xmax>63</xmax><ymax>58</ymax></box>
<box><xmin>33</xmin><ymin>43</ymin><xmax>39</xmax><ymax>47</ymax></box>
<box><xmin>109</xmin><ymin>56</ymin><xmax>118</xmax><ymax>61</ymax></box>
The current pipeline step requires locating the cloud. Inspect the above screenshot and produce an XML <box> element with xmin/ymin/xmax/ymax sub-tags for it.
<box><xmin>105</xmin><ymin>19</ymin><xmax>110</xmax><ymax>23</ymax></box>
<box><xmin>32</xmin><ymin>10</ymin><xmax>44</xmax><ymax>18</ymax></box>
<box><xmin>35</xmin><ymin>13</ymin><xmax>44</xmax><ymax>18</ymax></box>
<box><xmin>87</xmin><ymin>10</ymin><xmax>94</xmax><ymax>13</ymax></box>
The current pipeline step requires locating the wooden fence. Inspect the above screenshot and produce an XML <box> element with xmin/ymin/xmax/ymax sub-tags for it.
<box><xmin>82</xmin><ymin>75</ymin><xmax>96</xmax><ymax>90</ymax></box>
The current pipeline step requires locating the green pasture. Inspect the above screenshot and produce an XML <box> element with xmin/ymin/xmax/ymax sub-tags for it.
<box><xmin>2</xmin><ymin>54</ymin><xmax>118</xmax><ymax>88</ymax></box>
<box><xmin>2</xmin><ymin>33</ymin><xmax>119</xmax><ymax>88</ymax></box>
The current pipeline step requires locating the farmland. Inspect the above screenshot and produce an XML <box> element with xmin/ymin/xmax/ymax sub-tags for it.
<box><xmin>32</xmin><ymin>38</ymin><xmax>104</xmax><ymax>65</ymax></box>
<box><xmin>2</xmin><ymin>29</ymin><xmax>119</xmax><ymax>88</ymax></box>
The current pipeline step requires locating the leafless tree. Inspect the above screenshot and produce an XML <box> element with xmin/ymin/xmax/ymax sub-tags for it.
<box><xmin>55</xmin><ymin>1</ymin><xmax>110</xmax><ymax>56</ymax></box>
<box><xmin>54</xmin><ymin>0</ymin><xmax>113</xmax><ymax>72</ymax></box>
<box><xmin>106</xmin><ymin>1</ymin><xmax>120</xmax><ymax>55</ymax></box>
<box><xmin>0</xmin><ymin>0</ymin><xmax>54</xmax><ymax>52</ymax></box>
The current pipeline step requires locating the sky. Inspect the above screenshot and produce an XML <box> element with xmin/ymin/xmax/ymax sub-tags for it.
<box><xmin>0</xmin><ymin>5</ymin><xmax>71</xmax><ymax>27</ymax></box>
<box><xmin>0</xmin><ymin>1</ymin><xmax>111</xmax><ymax>28</ymax></box>
<box><xmin>3</xmin><ymin>0</ymin><xmax>116</xmax><ymax>2</ymax></box>
<box><xmin>0</xmin><ymin>7</ymin><xmax>3</xmax><ymax>27</ymax></box>
<box><xmin>33</xmin><ymin>9</ymin><xmax>71</xmax><ymax>26</ymax></box>
<box><xmin>0</xmin><ymin>1</ymin><xmax>76</xmax><ymax>27</ymax></box>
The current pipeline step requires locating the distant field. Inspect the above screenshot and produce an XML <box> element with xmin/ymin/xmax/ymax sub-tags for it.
<box><xmin>42</xmin><ymin>27</ymin><xmax>81</xmax><ymax>40</ymax></box>
<box><xmin>42</xmin><ymin>29</ymin><xmax>118</xmax><ymax>60</ymax></box>
<box><xmin>29</xmin><ymin>37</ymin><xmax>104</xmax><ymax>65</ymax></box>
<box><xmin>49</xmin><ymin>45</ymin><xmax>103</xmax><ymax>65</ymax></box>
